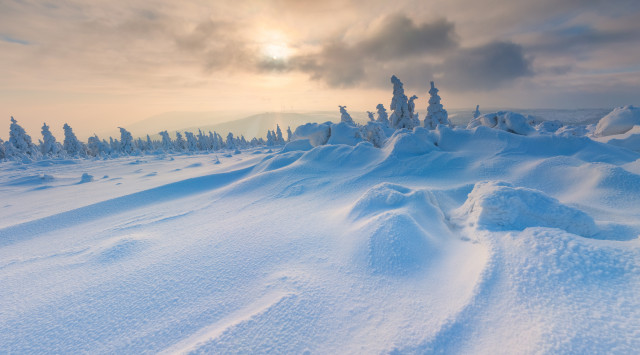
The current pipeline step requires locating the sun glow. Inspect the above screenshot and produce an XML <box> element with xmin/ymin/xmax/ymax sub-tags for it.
<box><xmin>258</xmin><ymin>30</ymin><xmax>293</xmax><ymax>61</ymax></box>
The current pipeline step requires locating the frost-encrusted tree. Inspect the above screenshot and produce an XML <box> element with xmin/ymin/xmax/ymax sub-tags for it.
<box><xmin>8</xmin><ymin>116</ymin><xmax>38</xmax><ymax>158</ymax></box>
<box><xmin>87</xmin><ymin>134</ymin><xmax>107</xmax><ymax>156</ymax></box>
<box><xmin>119</xmin><ymin>127</ymin><xmax>135</xmax><ymax>154</ymax></box>
<box><xmin>339</xmin><ymin>105</ymin><xmax>355</xmax><ymax>125</ymax></box>
<box><xmin>266</xmin><ymin>130</ymin><xmax>275</xmax><ymax>146</ymax></box>
<box><xmin>473</xmin><ymin>105</ymin><xmax>481</xmax><ymax>119</ymax></box>
<box><xmin>389</xmin><ymin>76</ymin><xmax>415</xmax><ymax>129</ymax></box>
<box><xmin>40</xmin><ymin>122</ymin><xmax>61</xmax><ymax>157</ymax></box>
<box><xmin>286</xmin><ymin>126</ymin><xmax>292</xmax><ymax>142</ymax></box>
<box><xmin>0</xmin><ymin>138</ymin><xmax>5</xmax><ymax>160</ymax></box>
<box><xmin>175</xmin><ymin>132</ymin><xmax>185</xmax><ymax>151</ymax></box>
<box><xmin>159</xmin><ymin>130</ymin><xmax>173</xmax><ymax>150</ymax></box>
<box><xmin>424</xmin><ymin>81</ymin><xmax>449</xmax><ymax>129</ymax></box>
<box><xmin>63</xmin><ymin>123</ymin><xmax>86</xmax><ymax>157</ymax></box>
<box><xmin>376</xmin><ymin>104</ymin><xmax>389</xmax><ymax>126</ymax></box>
<box><xmin>185</xmin><ymin>131</ymin><xmax>198</xmax><ymax>151</ymax></box>
<box><xmin>226</xmin><ymin>132</ymin><xmax>236</xmax><ymax>150</ymax></box>
<box><xmin>275</xmin><ymin>125</ymin><xmax>285</xmax><ymax>144</ymax></box>
<box><xmin>367</xmin><ymin>111</ymin><xmax>375</xmax><ymax>121</ymax></box>
<box><xmin>408</xmin><ymin>95</ymin><xmax>420</xmax><ymax>128</ymax></box>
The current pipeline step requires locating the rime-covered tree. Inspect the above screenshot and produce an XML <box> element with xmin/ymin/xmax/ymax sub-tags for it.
<box><xmin>389</xmin><ymin>76</ymin><xmax>415</xmax><ymax>129</ymax></box>
<box><xmin>339</xmin><ymin>105</ymin><xmax>355</xmax><ymax>125</ymax></box>
<box><xmin>473</xmin><ymin>105</ymin><xmax>481</xmax><ymax>119</ymax></box>
<box><xmin>286</xmin><ymin>126</ymin><xmax>292</xmax><ymax>142</ymax></box>
<box><xmin>185</xmin><ymin>131</ymin><xmax>198</xmax><ymax>151</ymax></box>
<box><xmin>119</xmin><ymin>127</ymin><xmax>134</xmax><ymax>154</ymax></box>
<box><xmin>424</xmin><ymin>81</ymin><xmax>449</xmax><ymax>129</ymax></box>
<box><xmin>226</xmin><ymin>132</ymin><xmax>236</xmax><ymax>150</ymax></box>
<box><xmin>8</xmin><ymin>116</ymin><xmax>38</xmax><ymax>158</ymax></box>
<box><xmin>408</xmin><ymin>95</ymin><xmax>420</xmax><ymax>128</ymax></box>
<box><xmin>146</xmin><ymin>135</ymin><xmax>153</xmax><ymax>150</ymax></box>
<box><xmin>376</xmin><ymin>104</ymin><xmax>389</xmax><ymax>126</ymax></box>
<box><xmin>63</xmin><ymin>123</ymin><xmax>86</xmax><ymax>157</ymax></box>
<box><xmin>276</xmin><ymin>125</ymin><xmax>285</xmax><ymax>144</ymax></box>
<box><xmin>159</xmin><ymin>131</ymin><xmax>173</xmax><ymax>150</ymax></box>
<box><xmin>367</xmin><ymin>111</ymin><xmax>375</xmax><ymax>121</ymax></box>
<box><xmin>175</xmin><ymin>132</ymin><xmax>185</xmax><ymax>151</ymax></box>
<box><xmin>266</xmin><ymin>130</ymin><xmax>275</xmax><ymax>146</ymax></box>
<box><xmin>87</xmin><ymin>135</ymin><xmax>104</xmax><ymax>156</ymax></box>
<box><xmin>40</xmin><ymin>122</ymin><xmax>61</xmax><ymax>157</ymax></box>
<box><xmin>0</xmin><ymin>138</ymin><xmax>5</xmax><ymax>160</ymax></box>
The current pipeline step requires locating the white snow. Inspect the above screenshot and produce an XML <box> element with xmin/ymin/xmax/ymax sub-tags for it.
<box><xmin>594</xmin><ymin>105</ymin><xmax>640</xmax><ymax>137</ymax></box>
<box><xmin>1</xmin><ymin>111</ymin><xmax>640</xmax><ymax>353</ymax></box>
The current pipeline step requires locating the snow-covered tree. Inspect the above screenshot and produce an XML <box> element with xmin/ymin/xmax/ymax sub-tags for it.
<box><xmin>0</xmin><ymin>138</ymin><xmax>5</xmax><ymax>160</ymax></box>
<box><xmin>226</xmin><ymin>132</ymin><xmax>236</xmax><ymax>150</ymax></box>
<box><xmin>63</xmin><ymin>123</ymin><xmax>86</xmax><ymax>157</ymax></box>
<box><xmin>7</xmin><ymin>116</ymin><xmax>38</xmax><ymax>158</ymax></box>
<box><xmin>473</xmin><ymin>105</ymin><xmax>481</xmax><ymax>119</ymax></box>
<box><xmin>145</xmin><ymin>135</ymin><xmax>153</xmax><ymax>151</ymax></box>
<box><xmin>367</xmin><ymin>111</ymin><xmax>375</xmax><ymax>121</ymax></box>
<box><xmin>159</xmin><ymin>131</ymin><xmax>172</xmax><ymax>150</ymax></box>
<box><xmin>276</xmin><ymin>125</ymin><xmax>285</xmax><ymax>144</ymax></box>
<box><xmin>424</xmin><ymin>81</ymin><xmax>449</xmax><ymax>129</ymax></box>
<box><xmin>185</xmin><ymin>131</ymin><xmax>198</xmax><ymax>152</ymax></box>
<box><xmin>361</xmin><ymin>122</ymin><xmax>386</xmax><ymax>148</ymax></box>
<box><xmin>87</xmin><ymin>135</ymin><xmax>106</xmax><ymax>156</ymax></box>
<box><xmin>339</xmin><ymin>105</ymin><xmax>355</xmax><ymax>125</ymax></box>
<box><xmin>266</xmin><ymin>130</ymin><xmax>275</xmax><ymax>146</ymax></box>
<box><xmin>376</xmin><ymin>104</ymin><xmax>389</xmax><ymax>126</ymax></box>
<box><xmin>389</xmin><ymin>76</ymin><xmax>415</xmax><ymax>129</ymax></box>
<box><xmin>408</xmin><ymin>95</ymin><xmax>420</xmax><ymax>127</ymax></box>
<box><xmin>286</xmin><ymin>126</ymin><xmax>292</xmax><ymax>142</ymax></box>
<box><xmin>40</xmin><ymin>122</ymin><xmax>61</xmax><ymax>157</ymax></box>
<box><xmin>119</xmin><ymin>127</ymin><xmax>135</xmax><ymax>154</ymax></box>
<box><xmin>175</xmin><ymin>132</ymin><xmax>185</xmax><ymax>151</ymax></box>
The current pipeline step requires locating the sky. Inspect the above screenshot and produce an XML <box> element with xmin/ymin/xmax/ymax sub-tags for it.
<box><xmin>1</xmin><ymin>0</ymin><xmax>640</xmax><ymax>140</ymax></box>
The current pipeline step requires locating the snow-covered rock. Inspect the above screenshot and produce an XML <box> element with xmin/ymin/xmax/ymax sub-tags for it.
<box><xmin>292</xmin><ymin>122</ymin><xmax>331</xmax><ymax>147</ymax></box>
<box><xmin>453</xmin><ymin>181</ymin><xmax>598</xmax><ymax>237</ymax></box>
<box><xmin>467</xmin><ymin>111</ymin><xmax>536</xmax><ymax>135</ymax></box>
<box><xmin>594</xmin><ymin>105</ymin><xmax>640</xmax><ymax>137</ymax></box>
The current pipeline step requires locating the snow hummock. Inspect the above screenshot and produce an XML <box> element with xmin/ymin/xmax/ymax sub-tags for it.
<box><xmin>594</xmin><ymin>105</ymin><xmax>640</xmax><ymax>137</ymax></box>
<box><xmin>453</xmin><ymin>181</ymin><xmax>598</xmax><ymax>237</ymax></box>
<box><xmin>467</xmin><ymin>111</ymin><xmax>536</xmax><ymax>135</ymax></box>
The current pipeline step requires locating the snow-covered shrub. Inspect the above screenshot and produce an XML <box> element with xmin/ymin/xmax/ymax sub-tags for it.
<box><xmin>376</xmin><ymin>104</ymin><xmax>390</xmax><ymax>126</ymax></box>
<box><xmin>424</xmin><ymin>81</ymin><xmax>449</xmax><ymax>129</ymax></box>
<box><xmin>87</xmin><ymin>135</ymin><xmax>108</xmax><ymax>156</ymax></box>
<box><xmin>40</xmin><ymin>122</ymin><xmax>61</xmax><ymax>157</ymax></box>
<box><xmin>0</xmin><ymin>138</ymin><xmax>5</xmax><ymax>160</ymax></box>
<box><xmin>293</xmin><ymin>122</ymin><xmax>331</xmax><ymax>146</ymax></box>
<box><xmin>286</xmin><ymin>126</ymin><xmax>292</xmax><ymax>142</ymax></box>
<box><xmin>226</xmin><ymin>132</ymin><xmax>236</xmax><ymax>150</ymax></box>
<box><xmin>63</xmin><ymin>123</ymin><xmax>86</xmax><ymax>157</ymax></box>
<box><xmin>159</xmin><ymin>131</ymin><xmax>173</xmax><ymax>151</ymax></box>
<box><xmin>467</xmin><ymin>111</ymin><xmax>536</xmax><ymax>135</ymax></box>
<box><xmin>360</xmin><ymin>122</ymin><xmax>388</xmax><ymax>148</ymax></box>
<box><xmin>594</xmin><ymin>105</ymin><xmax>640</xmax><ymax>137</ymax></box>
<box><xmin>184</xmin><ymin>131</ymin><xmax>198</xmax><ymax>152</ymax></box>
<box><xmin>339</xmin><ymin>105</ymin><xmax>355</xmax><ymax>125</ymax></box>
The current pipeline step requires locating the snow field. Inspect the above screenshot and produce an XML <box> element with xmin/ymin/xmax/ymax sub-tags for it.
<box><xmin>1</xmin><ymin>123</ymin><xmax>640</xmax><ymax>353</ymax></box>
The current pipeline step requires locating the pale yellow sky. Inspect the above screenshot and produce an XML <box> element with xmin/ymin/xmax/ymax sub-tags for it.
<box><xmin>1</xmin><ymin>0</ymin><xmax>639</xmax><ymax>140</ymax></box>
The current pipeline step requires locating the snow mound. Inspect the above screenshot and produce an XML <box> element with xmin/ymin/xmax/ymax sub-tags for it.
<box><xmin>594</xmin><ymin>105</ymin><xmax>640</xmax><ymax>137</ymax></box>
<box><xmin>467</xmin><ymin>111</ymin><xmax>536</xmax><ymax>135</ymax></box>
<box><xmin>326</xmin><ymin>122</ymin><xmax>364</xmax><ymax>146</ymax></box>
<box><xmin>454</xmin><ymin>181</ymin><xmax>598</xmax><ymax>237</ymax></box>
<box><xmin>535</xmin><ymin>120</ymin><xmax>563</xmax><ymax>133</ymax></box>
<box><xmin>350</xmin><ymin>183</ymin><xmax>450</xmax><ymax>275</ymax></box>
<box><xmin>282</xmin><ymin>139</ymin><xmax>314</xmax><ymax>152</ymax></box>
<box><xmin>292</xmin><ymin>122</ymin><xmax>331</xmax><ymax>146</ymax></box>
<box><xmin>80</xmin><ymin>173</ymin><xmax>94</xmax><ymax>183</ymax></box>
<box><xmin>596</xmin><ymin>126</ymin><xmax>640</xmax><ymax>152</ymax></box>
<box><xmin>382</xmin><ymin>127</ymin><xmax>437</xmax><ymax>157</ymax></box>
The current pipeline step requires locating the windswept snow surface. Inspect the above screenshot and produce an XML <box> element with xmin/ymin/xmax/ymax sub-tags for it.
<box><xmin>1</xmin><ymin>126</ymin><xmax>640</xmax><ymax>354</ymax></box>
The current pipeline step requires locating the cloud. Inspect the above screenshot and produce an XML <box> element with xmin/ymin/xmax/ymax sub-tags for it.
<box><xmin>440</xmin><ymin>41</ymin><xmax>533</xmax><ymax>91</ymax></box>
<box><xmin>283</xmin><ymin>14</ymin><xmax>457</xmax><ymax>87</ymax></box>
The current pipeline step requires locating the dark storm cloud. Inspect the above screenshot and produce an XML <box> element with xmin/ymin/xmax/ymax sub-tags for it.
<box><xmin>440</xmin><ymin>41</ymin><xmax>533</xmax><ymax>91</ymax></box>
<box><xmin>284</xmin><ymin>14</ymin><xmax>457</xmax><ymax>87</ymax></box>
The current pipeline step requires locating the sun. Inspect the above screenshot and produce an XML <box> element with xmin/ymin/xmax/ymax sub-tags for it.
<box><xmin>258</xmin><ymin>30</ymin><xmax>292</xmax><ymax>61</ymax></box>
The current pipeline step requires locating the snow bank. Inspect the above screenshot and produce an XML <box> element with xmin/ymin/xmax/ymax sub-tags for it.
<box><xmin>454</xmin><ymin>181</ymin><xmax>598</xmax><ymax>237</ymax></box>
<box><xmin>597</xmin><ymin>126</ymin><xmax>640</xmax><ymax>152</ymax></box>
<box><xmin>467</xmin><ymin>111</ymin><xmax>536</xmax><ymax>135</ymax></box>
<box><xmin>292</xmin><ymin>122</ymin><xmax>331</xmax><ymax>146</ymax></box>
<box><xmin>535</xmin><ymin>120</ymin><xmax>563</xmax><ymax>133</ymax></box>
<box><xmin>382</xmin><ymin>127</ymin><xmax>437</xmax><ymax>157</ymax></box>
<box><xmin>594</xmin><ymin>105</ymin><xmax>640</xmax><ymax>137</ymax></box>
<box><xmin>281</xmin><ymin>139</ymin><xmax>314</xmax><ymax>152</ymax></box>
<box><xmin>326</xmin><ymin>122</ymin><xmax>364</xmax><ymax>146</ymax></box>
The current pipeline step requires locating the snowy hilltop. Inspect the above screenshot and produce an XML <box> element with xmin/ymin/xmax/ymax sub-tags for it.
<box><xmin>1</xmin><ymin>76</ymin><xmax>640</xmax><ymax>353</ymax></box>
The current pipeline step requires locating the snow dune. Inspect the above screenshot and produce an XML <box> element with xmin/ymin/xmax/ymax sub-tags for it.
<box><xmin>1</xmin><ymin>125</ymin><xmax>639</xmax><ymax>353</ymax></box>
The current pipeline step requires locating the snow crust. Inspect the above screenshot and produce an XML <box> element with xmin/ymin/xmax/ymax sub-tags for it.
<box><xmin>1</xmin><ymin>113</ymin><xmax>640</xmax><ymax>353</ymax></box>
